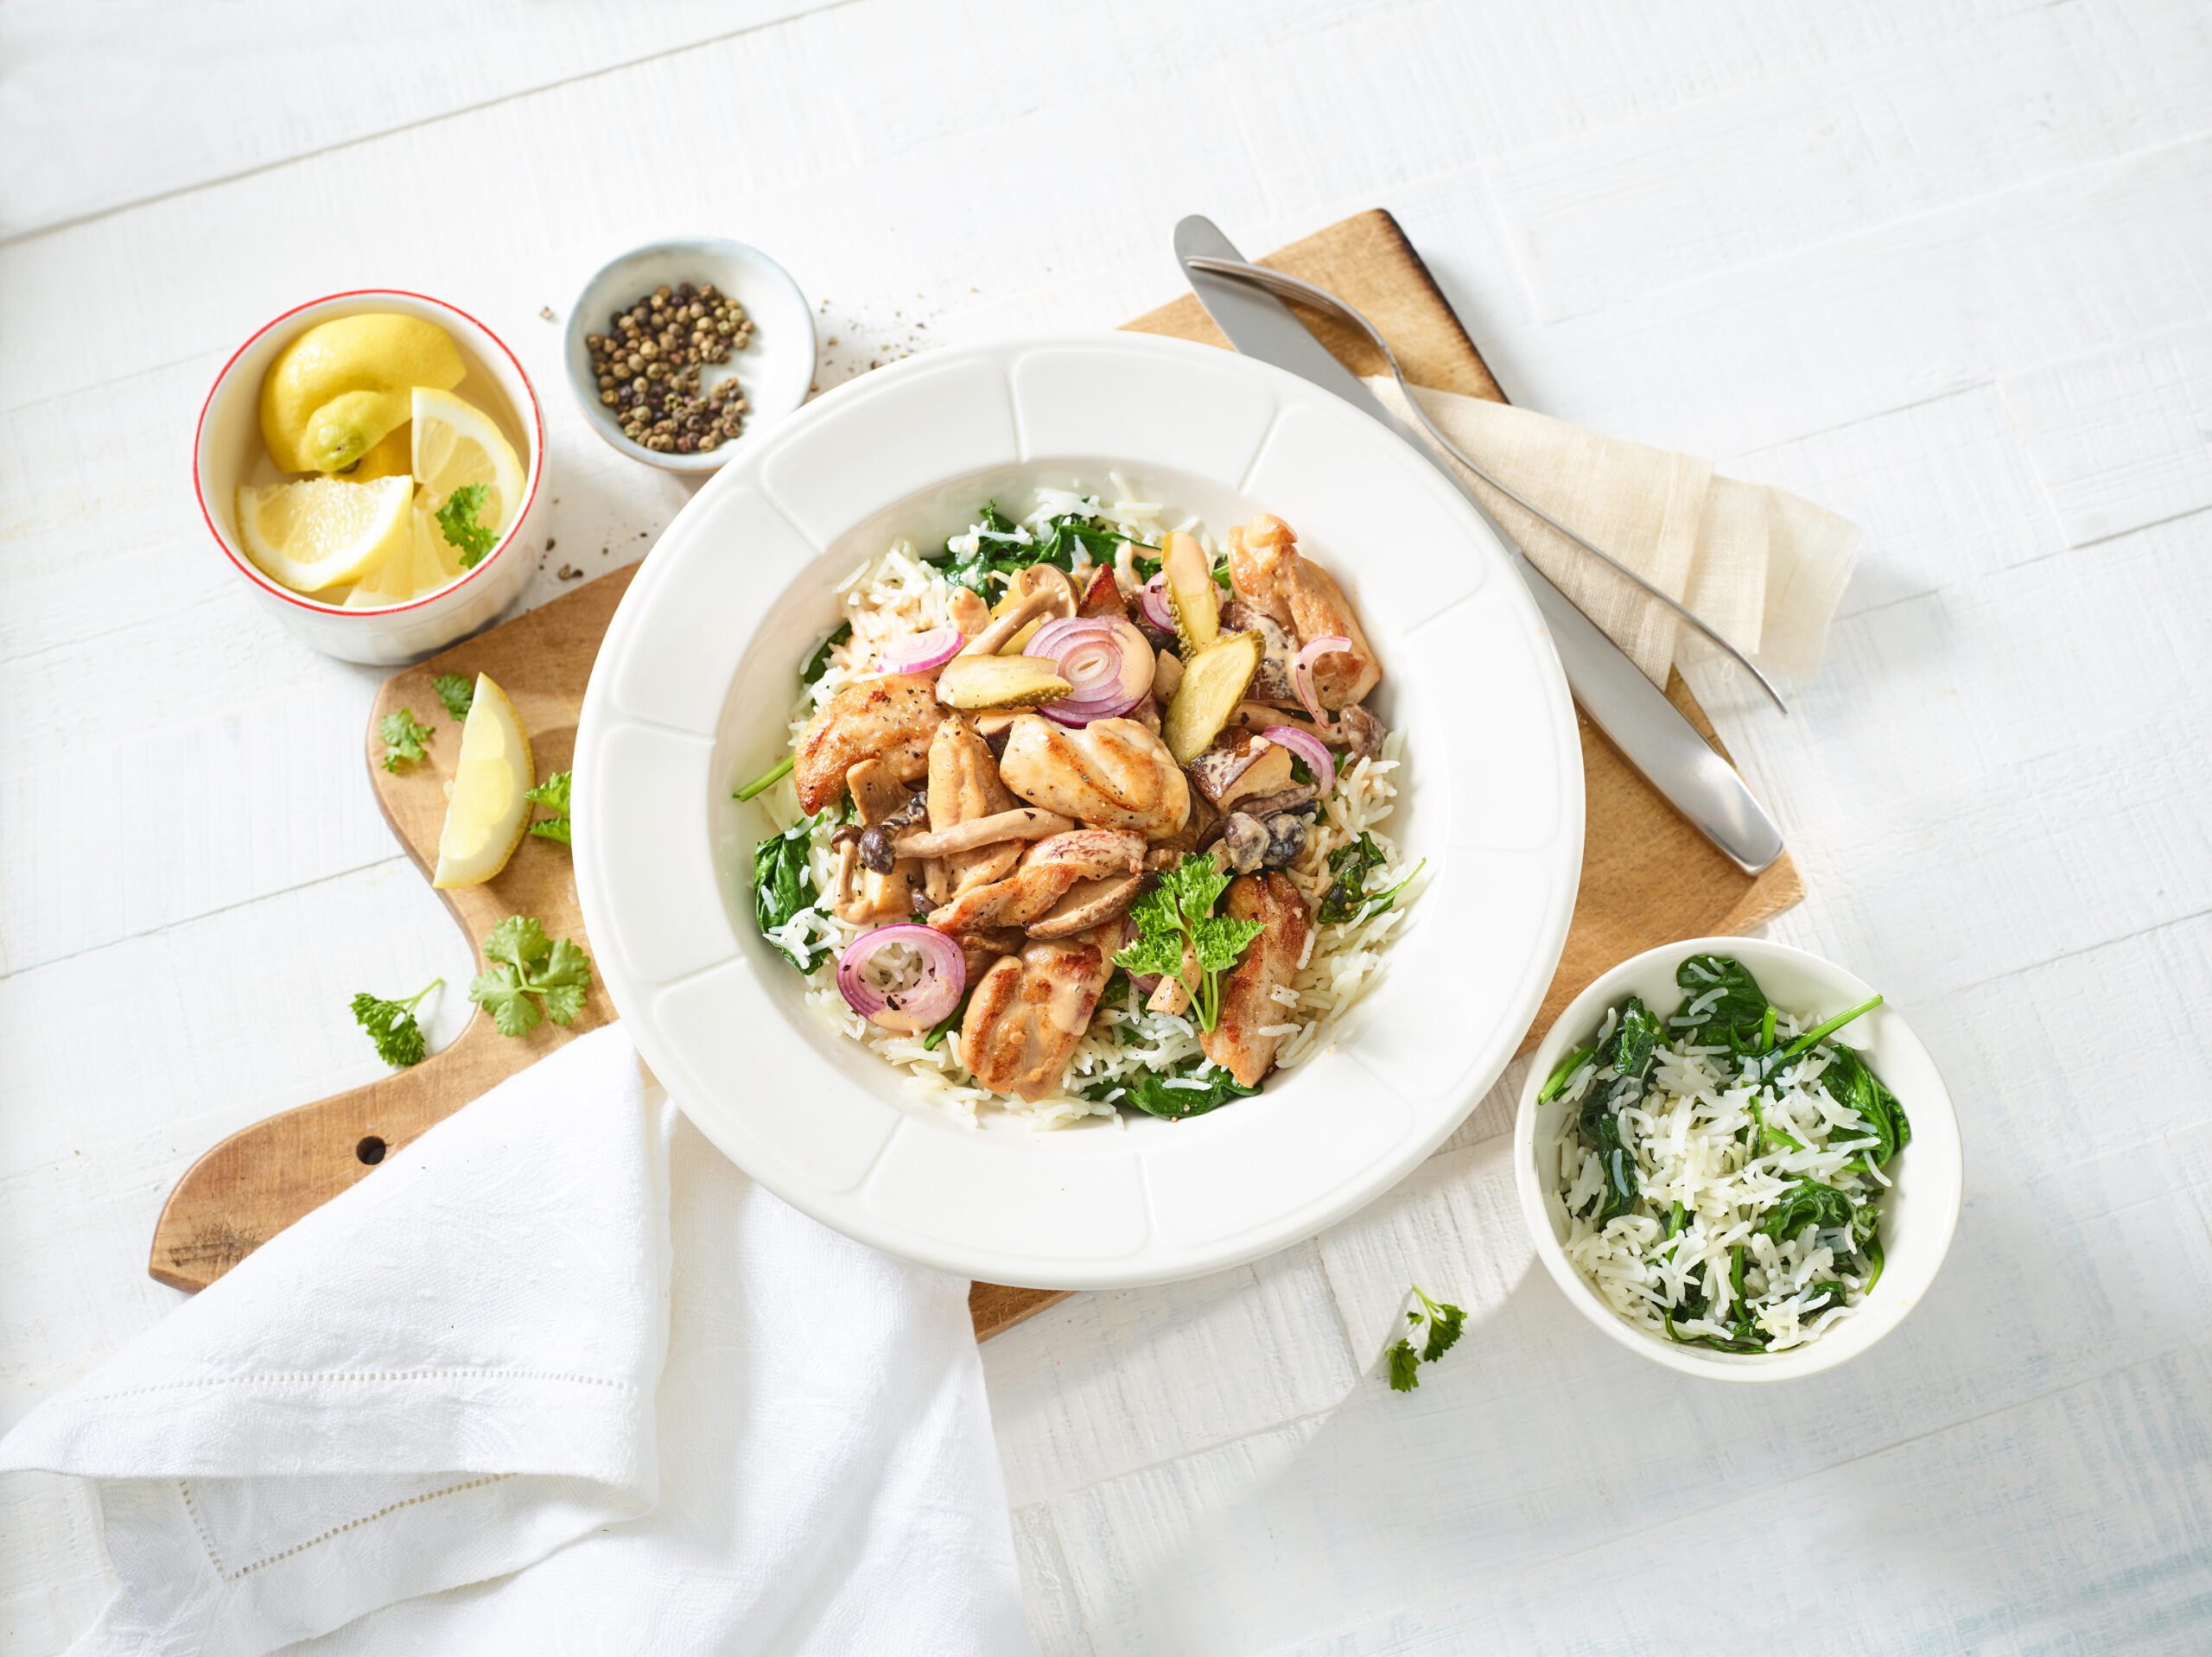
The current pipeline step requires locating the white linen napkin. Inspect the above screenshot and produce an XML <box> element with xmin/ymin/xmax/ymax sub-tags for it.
<box><xmin>0</xmin><ymin>1027</ymin><xmax>1029</xmax><ymax>1656</ymax></box>
<box><xmin>1369</xmin><ymin>378</ymin><xmax>1860</xmax><ymax>689</ymax></box>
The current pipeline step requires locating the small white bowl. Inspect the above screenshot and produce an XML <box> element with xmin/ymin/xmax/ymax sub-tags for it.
<box><xmin>1515</xmin><ymin>936</ymin><xmax>1963</xmax><ymax>1382</ymax></box>
<box><xmin>565</xmin><ymin>237</ymin><xmax>815</xmax><ymax>472</ymax></box>
<box><xmin>194</xmin><ymin>289</ymin><xmax>547</xmax><ymax>666</ymax></box>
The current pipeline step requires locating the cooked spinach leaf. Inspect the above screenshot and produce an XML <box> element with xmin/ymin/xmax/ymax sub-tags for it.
<box><xmin>802</xmin><ymin>621</ymin><xmax>852</xmax><ymax>686</ymax></box>
<box><xmin>1754</xmin><ymin>1178</ymin><xmax>1858</xmax><ymax>1243</ymax></box>
<box><xmin>926</xmin><ymin>501</ymin><xmax>1152</xmax><ymax>594</ymax></box>
<box><xmin>1537</xmin><ymin>1044</ymin><xmax>1596</xmax><ymax>1104</ymax></box>
<box><xmin>752</xmin><ymin>819</ymin><xmax>827</xmax><ymax>974</ymax></box>
<box><xmin>1577</xmin><ymin>995</ymin><xmax>1662</xmax><ymax>1224</ymax></box>
<box><xmin>1080</xmin><ymin>1053</ymin><xmax>1259</xmax><ymax>1120</ymax></box>
<box><xmin>1816</xmin><ymin>1041</ymin><xmax>1911</xmax><ymax>1167</ymax></box>
<box><xmin>1673</xmin><ymin>952</ymin><xmax>1771</xmax><ymax>1051</ymax></box>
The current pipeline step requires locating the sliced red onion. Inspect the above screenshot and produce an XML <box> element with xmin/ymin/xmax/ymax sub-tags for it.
<box><xmin>1027</xmin><ymin>614</ymin><xmax>1153</xmax><ymax>727</ymax></box>
<box><xmin>1262</xmin><ymin>724</ymin><xmax>1335</xmax><ymax>795</ymax></box>
<box><xmin>880</xmin><ymin>626</ymin><xmax>963</xmax><ymax>676</ymax></box>
<box><xmin>1140</xmin><ymin>571</ymin><xmax>1175</xmax><ymax>632</ymax></box>
<box><xmin>1292</xmin><ymin>634</ymin><xmax>1356</xmax><ymax>726</ymax></box>
<box><xmin>836</xmin><ymin>923</ymin><xmax>966</xmax><ymax>1033</ymax></box>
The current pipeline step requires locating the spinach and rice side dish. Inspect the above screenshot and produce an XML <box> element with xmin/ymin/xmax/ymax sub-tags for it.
<box><xmin>1544</xmin><ymin>954</ymin><xmax>1910</xmax><ymax>1354</ymax></box>
<box><xmin>738</xmin><ymin>481</ymin><xmax>1424</xmax><ymax>1128</ymax></box>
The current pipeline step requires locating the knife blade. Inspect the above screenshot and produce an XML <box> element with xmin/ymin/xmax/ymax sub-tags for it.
<box><xmin>1173</xmin><ymin>215</ymin><xmax>1785</xmax><ymax>875</ymax></box>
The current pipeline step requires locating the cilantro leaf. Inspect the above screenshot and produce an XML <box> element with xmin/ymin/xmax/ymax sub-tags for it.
<box><xmin>468</xmin><ymin>915</ymin><xmax>593</xmax><ymax>1036</ymax></box>
<box><xmin>350</xmin><ymin>978</ymin><xmax>441</xmax><ymax>1068</ymax></box>
<box><xmin>1111</xmin><ymin>852</ymin><xmax>1263</xmax><ymax>1032</ymax></box>
<box><xmin>435</xmin><ymin>483</ymin><xmax>497</xmax><ymax>568</ymax></box>
<box><xmin>432</xmin><ymin>673</ymin><xmax>475</xmax><ymax>721</ymax></box>
<box><xmin>525</xmin><ymin>771</ymin><xmax>571</xmax><ymax>845</ymax></box>
<box><xmin>1388</xmin><ymin>1339</ymin><xmax>1422</xmax><ymax>1392</ymax></box>
<box><xmin>378</xmin><ymin>708</ymin><xmax>432</xmax><ymax>772</ymax></box>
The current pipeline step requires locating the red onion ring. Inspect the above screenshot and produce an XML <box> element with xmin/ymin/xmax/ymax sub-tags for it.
<box><xmin>1140</xmin><ymin>571</ymin><xmax>1175</xmax><ymax>632</ymax></box>
<box><xmin>1027</xmin><ymin>614</ymin><xmax>1153</xmax><ymax>727</ymax></box>
<box><xmin>836</xmin><ymin>923</ymin><xmax>965</xmax><ymax>1032</ymax></box>
<box><xmin>1262</xmin><ymin>725</ymin><xmax>1335</xmax><ymax>795</ymax></box>
<box><xmin>880</xmin><ymin>626</ymin><xmax>963</xmax><ymax>676</ymax></box>
<box><xmin>1292</xmin><ymin>634</ymin><xmax>1356</xmax><ymax>727</ymax></box>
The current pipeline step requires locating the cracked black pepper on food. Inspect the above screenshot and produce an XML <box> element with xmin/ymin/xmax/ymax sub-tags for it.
<box><xmin>586</xmin><ymin>281</ymin><xmax>753</xmax><ymax>455</ymax></box>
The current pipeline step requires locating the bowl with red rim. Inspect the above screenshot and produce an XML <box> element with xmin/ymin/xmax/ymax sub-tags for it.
<box><xmin>194</xmin><ymin>289</ymin><xmax>547</xmax><ymax>666</ymax></box>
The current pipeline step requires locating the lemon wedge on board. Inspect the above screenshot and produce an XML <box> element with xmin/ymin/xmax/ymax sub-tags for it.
<box><xmin>431</xmin><ymin>673</ymin><xmax>535</xmax><ymax>889</ymax></box>
<box><xmin>412</xmin><ymin>386</ymin><xmax>525</xmax><ymax>558</ymax></box>
<box><xmin>235</xmin><ymin>475</ymin><xmax>414</xmax><ymax>594</ymax></box>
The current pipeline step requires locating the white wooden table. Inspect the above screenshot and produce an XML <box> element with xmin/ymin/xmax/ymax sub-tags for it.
<box><xmin>6</xmin><ymin>2</ymin><xmax>2209</xmax><ymax>1650</ymax></box>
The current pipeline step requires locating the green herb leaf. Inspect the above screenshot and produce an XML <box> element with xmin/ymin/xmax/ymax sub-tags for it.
<box><xmin>1079</xmin><ymin>1054</ymin><xmax>1260</xmax><ymax>1120</ymax></box>
<box><xmin>435</xmin><ymin>483</ymin><xmax>497</xmax><ymax>568</ymax></box>
<box><xmin>1388</xmin><ymin>1283</ymin><xmax>1469</xmax><ymax>1392</ymax></box>
<box><xmin>1316</xmin><ymin>833</ymin><xmax>1389</xmax><ymax>924</ymax></box>
<box><xmin>752</xmin><ymin>818</ymin><xmax>828</xmax><ymax>974</ymax></box>
<box><xmin>469</xmin><ymin>962</ymin><xmax>542</xmax><ymax>1037</ymax></box>
<box><xmin>468</xmin><ymin>915</ymin><xmax>593</xmax><ymax>1036</ymax></box>
<box><xmin>350</xmin><ymin>978</ymin><xmax>441</xmax><ymax>1068</ymax></box>
<box><xmin>525</xmin><ymin>771</ymin><xmax>571</xmax><ymax>845</ymax></box>
<box><xmin>1755</xmin><ymin>1178</ymin><xmax>1859</xmax><ymax>1243</ymax></box>
<box><xmin>1816</xmin><ymin>1041</ymin><xmax>1911</xmax><ymax>1167</ymax></box>
<box><xmin>1110</xmin><ymin>852</ymin><xmax>1264</xmax><ymax>1032</ymax></box>
<box><xmin>1672</xmin><ymin>953</ymin><xmax>1771</xmax><ymax>1051</ymax></box>
<box><xmin>378</xmin><ymin>708</ymin><xmax>432</xmax><ymax>772</ymax></box>
<box><xmin>925</xmin><ymin>500</ymin><xmax>1150</xmax><ymax>594</ymax></box>
<box><xmin>431</xmin><ymin>673</ymin><xmax>475</xmax><ymax>721</ymax></box>
<box><xmin>1387</xmin><ymin>1338</ymin><xmax>1422</xmax><ymax>1392</ymax></box>
<box><xmin>802</xmin><ymin>622</ymin><xmax>852</xmax><ymax>687</ymax></box>
<box><xmin>734</xmin><ymin>754</ymin><xmax>795</xmax><ymax>803</ymax></box>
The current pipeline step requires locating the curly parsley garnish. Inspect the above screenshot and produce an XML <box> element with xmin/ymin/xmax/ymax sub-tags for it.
<box><xmin>350</xmin><ymin>978</ymin><xmax>442</xmax><ymax>1068</ymax></box>
<box><xmin>1388</xmin><ymin>1284</ymin><xmax>1467</xmax><ymax>1392</ymax></box>
<box><xmin>377</xmin><ymin>708</ymin><xmax>432</xmax><ymax>772</ymax></box>
<box><xmin>1112</xmin><ymin>852</ymin><xmax>1264</xmax><ymax>1032</ymax></box>
<box><xmin>435</xmin><ymin>483</ymin><xmax>497</xmax><ymax>568</ymax></box>
<box><xmin>467</xmin><ymin>916</ymin><xmax>592</xmax><ymax>1037</ymax></box>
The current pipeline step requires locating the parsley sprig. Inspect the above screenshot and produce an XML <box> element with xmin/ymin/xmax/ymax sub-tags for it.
<box><xmin>1111</xmin><ymin>853</ymin><xmax>1265</xmax><ymax>1032</ymax></box>
<box><xmin>467</xmin><ymin>916</ymin><xmax>593</xmax><ymax>1036</ymax></box>
<box><xmin>378</xmin><ymin>708</ymin><xmax>432</xmax><ymax>771</ymax></box>
<box><xmin>350</xmin><ymin>978</ymin><xmax>442</xmax><ymax>1068</ymax></box>
<box><xmin>435</xmin><ymin>484</ymin><xmax>497</xmax><ymax>568</ymax></box>
<box><xmin>1387</xmin><ymin>1284</ymin><xmax>1467</xmax><ymax>1392</ymax></box>
<box><xmin>432</xmin><ymin>673</ymin><xmax>475</xmax><ymax>721</ymax></box>
<box><xmin>524</xmin><ymin>771</ymin><xmax>571</xmax><ymax>844</ymax></box>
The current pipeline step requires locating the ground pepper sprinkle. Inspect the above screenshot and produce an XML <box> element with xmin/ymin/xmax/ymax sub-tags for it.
<box><xmin>585</xmin><ymin>281</ymin><xmax>753</xmax><ymax>455</ymax></box>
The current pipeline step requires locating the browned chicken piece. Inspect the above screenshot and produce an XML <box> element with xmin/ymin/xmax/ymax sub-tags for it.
<box><xmin>924</xmin><ymin>716</ymin><xmax>1022</xmax><ymax>907</ymax></box>
<box><xmin>1225</xmin><ymin>515</ymin><xmax>1382</xmax><ymax>710</ymax></box>
<box><xmin>792</xmin><ymin>674</ymin><xmax>943</xmax><ymax>815</ymax></box>
<box><xmin>839</xmin><ymin>759</ymin><xmax>925</xmax><ymax>924</ymax></box>
<box><xmin>1077</xmin><ymin>563</ymin><xmax>1129</xmax><ymax>619</ymax></box>
<box><xmin>928</xmin><ymin>829</ymin><xmax>1146</xmax><ymax>934</ymax></box>
<box><xmin>996</xmin><ymin>714</ymin><xmax>1192</xmax><ymax>836</ymax></box>
<box><xmin>1199</xmin><ymin>871</ymin><xmax>1312</xmax><ymax>1087</ymax></box>
<box><xmin>960</xmin><ymin>926</ymin><xmax>1025</xmax><ymax>986</ymax></box>
<box><xmin>959</xmin><ymin>919</ymin><xmax>1128</xmax><ymax>1101</ymax></box>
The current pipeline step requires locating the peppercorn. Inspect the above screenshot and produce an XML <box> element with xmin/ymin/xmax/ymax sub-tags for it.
<box><xmin>586</xmin><ymin>277</ymin><xmax>754</xmax><ymax>455</ymax></box>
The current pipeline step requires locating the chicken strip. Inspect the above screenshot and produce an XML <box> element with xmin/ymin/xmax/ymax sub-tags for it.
<box><xmin>1199</xmin><ymin>871</ymin><xmax>1312</xmax><ymax>1088</ymax></box>
<box><xmin>839</xmin><ymin>759</ymin><xmax>925</xmax><ymax>924</ymax></box>
<box><xmin>959</xmin><ymin>919</ymin><xmax>1128</xmax><ymax>1101</ymax></box>
<box><xmin>925</xmin><ymin>716</ymin><xmax>1021</xmax><ymax>906</ymax></box>
<box><xmin>792</xmin><ymin>674</ymin><xmax>943</xmax><ymax>815</ymax></box>
<box><xmin>928</xmin><ymin>829</ymin><xmax>1146</xmax><ymax>934</ymax></box>
<box><xmin>996</xmin><ymin>714</ymin><xmax>1191</xmax><ymax>836</ymax></box>
<box><xmin>1225</xmin><ymin>516</ymin><xmax>1381</xmax><ymax>710</ymax></box>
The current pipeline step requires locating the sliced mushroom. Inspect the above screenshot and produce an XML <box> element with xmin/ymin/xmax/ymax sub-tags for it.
<box><xmin>1146</xmin><ymin>943</ymin><xmax>1198</xmax><ymax>1016</ymax></box>
<box><xmin>962</xmin><ymin>568</ymin><xmax>1076</xmax><ymax>657</ymax></box>
<box><xmin>1218</xmin><ymin>812</ymin><xmax>1270</xmax><ymax>873</ymax></box>
<box><xmin>1151</xmin><ymin>647</ymin><xmax>1184</xmax><ymax>702</ymax></box>
<box><xmin>948</xmin><ymin>586</ymin><xmax>992</xmax><ymax>637</ymax></box>
<box><xmin>895</xmin><ymin>806</ymin><xmax>1077</xmax><ymax>860</ymax></box>
<box><xmin>1221</xmin><ymin>600</ymin><xmax>1300</xmax><ymax>706</ymax></box>
<box><xmin>1187</xmin><ymin>735</ymin><xmax>1295</xmax><ymax>809</ymax></box>
<box><xmin>1260</xmin><ymin>812</ymin><xmax>1308</xmax><ymax>868</ymax></box>
<box><xmin>1335</xmin><ymin>702</ymin><xmax>1387</xmax><ymax>763</ymax></box>
<box><xmin>1026</xmin><ymin>872</ymin><xmax>1145</xmax><ymax>940</ymax></box>
<box><xmin>1236</xmin><ymin>783</ymin><xmax>1319</xmax><ymax>819</ymax></box>
<box><xmin>843</xmin><ymin>759</ymin><xmax>922</xmax><ymax>922</ymax></box>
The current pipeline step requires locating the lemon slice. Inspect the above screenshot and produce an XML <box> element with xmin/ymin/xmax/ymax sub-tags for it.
<box><xmin>235</xmin><ymin>475</ymin><xmax>413</xmax><ymax>593</ymax></box>
<box><xmin>346</xmin><ymin>497</ymin><xmax>469</xmax><ymax>608</ymax></box>
<box><xmin>431</xmin><ymin>673</ymin><xmax>535</xmax><ymax>889</ymax></box>
<box><xmin>412</xmin><ymin>386</ymin><xmax>525</xmax><ymax>561</ymax></box>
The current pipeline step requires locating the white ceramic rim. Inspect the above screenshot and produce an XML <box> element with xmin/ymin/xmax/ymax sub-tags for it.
<box><xmin>564</xmin><ymin>236</ymin><xmax>815</xmax><ymax>473</ymax></box>
<box><xmin>574</xmin><ymin>331</ymin><xmax>1586</xmax><ymax>1287</ymax></box>
<box><xmin>192</xmin><ymin>288</ymin><xmax>545</xmax><ymax>618</ymax></box>
<box><xmin>1513</xmin><ymin>936</ymin><xmax>1966</xmax><ymax>1381</ymax></box>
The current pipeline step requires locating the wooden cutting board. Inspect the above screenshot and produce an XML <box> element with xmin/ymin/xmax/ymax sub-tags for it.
<box><xmin>149</xmin><ymin>208</ymin><xmax>1801</xmax><ymax>1339</ymax></box>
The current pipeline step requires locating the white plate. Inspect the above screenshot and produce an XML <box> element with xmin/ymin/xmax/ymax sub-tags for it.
<box><xmin>574</xmin><ymin>333</ymin><xmax>1584</xmax><ymax>1287</ymax></box>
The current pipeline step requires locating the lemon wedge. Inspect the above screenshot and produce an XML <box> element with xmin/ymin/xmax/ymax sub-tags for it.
<box><xmin>347</xmin><ymin>422</ymin><xmax>413</xmax><ymax>481</ymax></box>
<box><xmin>432</xmin><ymin>673</ymin><xmax>535</xmax><ymax>889</ymax></box>
<box><xmin>235</xmin><ymin>475</ymin><xmax>414</xmax><ymax>594</ymax></box>
<box><xmin>412</xmin><ymin>386</ymin><xmax>525</xmax><ymax>562</ymax></box>
<box><xmin>259</xmin><ymin>314</ymin><xmax>464</xmax><ymax>473</ymax></box>
<box><xmin>344</xmin><ymin>498</ymin><xmax>459</xmax><ymax>607</ymax></box>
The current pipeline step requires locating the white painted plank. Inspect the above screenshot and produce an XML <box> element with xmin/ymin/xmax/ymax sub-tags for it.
<box><xmin>1478</xmin><ymin>137</ymin><xmax>2212</xmax><ymax>456</ymax></box>
<box><xmin>1011</xmin><ymin>1505</ymin><xmax>1096</xmax><ymax>1657</ymax></box>
<box><xmin>982</xmin><ymin>1242</ymin><xmax>1357</xmax><ymax>1508</ymax></box>
<box><xmin>0</xmin><ymin>0</ymin><xmax>849</xmax><ymax>236</ymax></box>
<box><xmin>1489</xmin><ymin>0</ymin><xmax>2212</xmax><ymax>321</ymax></box>
<box><xmin>1724</xmin><ymin>384</ymin><xmax>2069</xmax><ymax>619</ymax></box>
<box><xmin>2000</xmin><ymin>319</ymin><xmax>2212</xmax><ymax>546</ymax></box>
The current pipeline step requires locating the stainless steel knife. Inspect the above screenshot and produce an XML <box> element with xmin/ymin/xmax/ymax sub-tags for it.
<box><xmin>1173</xmin><ymin>215</ymin><xmax>1785</xmax><ymax>874</ymax></box>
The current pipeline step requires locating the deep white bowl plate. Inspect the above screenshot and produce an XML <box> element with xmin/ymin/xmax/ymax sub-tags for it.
<box><xmin>575</xmin><ymin>333</ymin><xmax>1584</xmax><ymax>1287</ymax></box>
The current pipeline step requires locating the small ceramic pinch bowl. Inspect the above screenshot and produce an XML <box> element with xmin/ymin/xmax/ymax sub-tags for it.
<box><xmin>565</xmin><ymin>237</ymin><xmax>815</xmax><ymax>473</ymax></box>
<box><xmin>194</xmin><ymin>289</ymin><xmax>546</xmax><ymax>666</ymax></box>
<box><xmin>1515</xmin><ymin>936</ymin><xmax>1964</xmax><ymax>1382</ymax></box>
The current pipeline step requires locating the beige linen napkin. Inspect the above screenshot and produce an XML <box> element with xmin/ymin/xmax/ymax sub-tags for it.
<box><xmin>1369</xmin><ymin>379</ymin><xmax>1859</xmax><ymax>689</ymax></box>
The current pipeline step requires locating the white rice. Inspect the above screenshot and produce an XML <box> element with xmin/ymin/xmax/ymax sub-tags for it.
<box><xmin>1551</xmin><ymin>1007</ymin><xmax>1885</xmax><ymax>1353</ymax></box>
<box><xmin>751</xmin><ymin>485</ymin><xmax>1422</xmax><ymax>1129</ymax></box>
